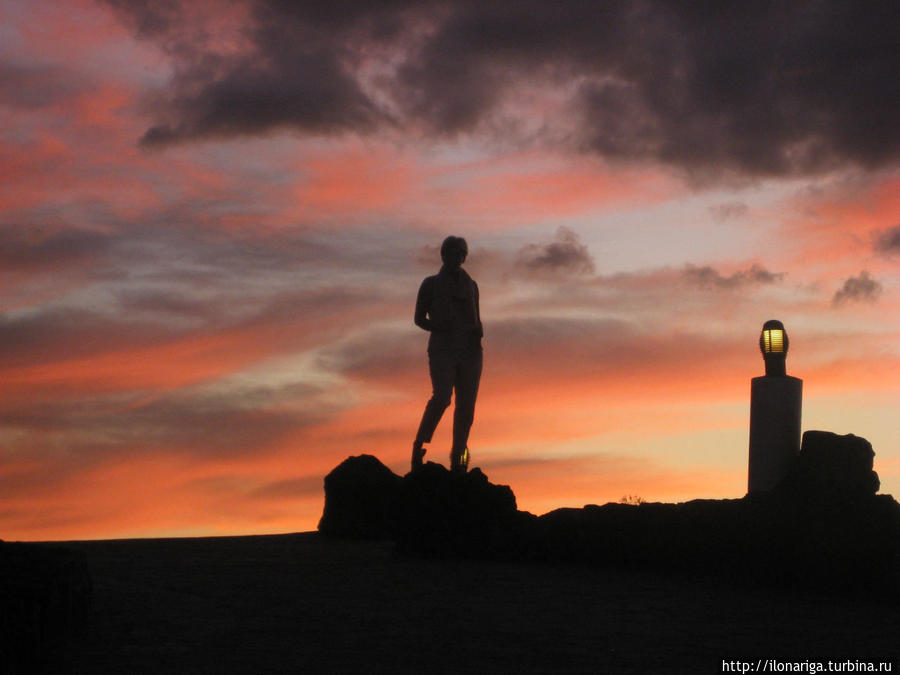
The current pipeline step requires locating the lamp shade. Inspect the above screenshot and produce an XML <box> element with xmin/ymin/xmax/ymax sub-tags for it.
<box><xmin>759</xmin><ymin>320</ymin><xmax>788</xmax><ymax>356</ymax></box>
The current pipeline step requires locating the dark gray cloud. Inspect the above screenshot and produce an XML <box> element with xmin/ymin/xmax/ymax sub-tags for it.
<box><xmin>0</xmin><ymin>306</ymin><xmax>173</xmax><ymax>368</ymax></box>
<box><xmin>109</xmin><ymin>0</ymin><xmax>900</xmax><ymax>176</ymax></box>
<box><xmin>874</xmin><ymin>225</ymin><xmax>900</xmax><ymax>254</ymax></box>
<box><xmin>569</xmin><ymin>2</ymin><xmax>899</xmax><ymax>176</ymax></box>
<box><xmin>682</xmin><ymin>264</ymin><xmax>783</xmax><ymax>290</ymax></box>
<box><xmin>104</xmin><ymin>0</ymin><xmax>186</xmax><ymax>39</ymax></box>
<box><xmin>0</xmin><ymin>224</ymin><xmax>111</xmax><ymax>271</ymax></box>
<box><xmin>515</xmin><ymin>227</ymin><xmax>595</xmax><ymax>278</ymax></box>
<box><xmin>832</xmin><ymin>270</ymin><xmax>882</xmax><ymax>306</ymax></box>
<box><xmin>109</xmin><ymin>0</ymin><xmax>388</xmax><ymax>146</ymax></box>
<box><xmin>138</xmin><ymin>56</ymin><xmax>382</xmax><ymax>147</ymax></box>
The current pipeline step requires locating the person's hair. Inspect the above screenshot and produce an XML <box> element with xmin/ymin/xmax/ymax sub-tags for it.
<box><xmin>440</xmin><ymin>235</ymin><xmax>468</xmax><ymax>262</ymax></box>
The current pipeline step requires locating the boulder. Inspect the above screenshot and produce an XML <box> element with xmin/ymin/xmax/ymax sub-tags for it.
<box><xmin>394</xmin><ymin>462</ymin><xmax>525</xmax><ymax>558</ymax></box>
<box><xmin>317</xmin><ymin>454</ymin><xmax>401</xmax><ymax>539</ymax></box>
<box><xmin>776</xmin><ymin>431</ymin><xmax>880</xmax><ymax>501</ymax></box>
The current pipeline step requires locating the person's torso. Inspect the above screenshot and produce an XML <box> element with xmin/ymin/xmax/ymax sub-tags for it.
<box><xmin>427</xmin><ymin>271</ymin><xmax>481</xmax><ymax>355</ymax></box>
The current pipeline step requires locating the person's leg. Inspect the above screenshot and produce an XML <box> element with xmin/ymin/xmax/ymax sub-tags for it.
<box><xmin>413</xmin><ymin>351</ymin><xmax>454</xmax><ymax>469</ymax></box>
<box><xmin>451</xmin><ymin>349</ymin><xmax>482</xmax><ymax>471</ymax></box>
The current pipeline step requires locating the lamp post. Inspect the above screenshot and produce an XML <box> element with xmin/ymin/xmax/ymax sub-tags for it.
<box><xmin>748</xmin><ymin>320</ymin><xmax>803</xmax><ymax>493</ymax></box>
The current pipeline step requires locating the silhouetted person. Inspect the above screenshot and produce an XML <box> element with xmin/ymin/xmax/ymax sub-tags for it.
<box><xmin>412</xmin><ymin>236</ymin><xmax>483</xmax><ymax>473</ymax></box>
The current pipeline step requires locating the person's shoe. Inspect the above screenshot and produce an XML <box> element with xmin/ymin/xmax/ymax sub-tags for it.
<box><xmin>411</xmin><ymin>441</ymin><xmax>426</xmax><ymax>471</ymax></box>
<box><xmin>450</xmin><ymin>446</ymin><xmax>469</xmax><ymax>474</ymax></box>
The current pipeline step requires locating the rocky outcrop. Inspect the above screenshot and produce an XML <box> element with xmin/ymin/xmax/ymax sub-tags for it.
<box><xmin>394</xmin><ymin>461</ymin><xmax>531</xmax><ymax>558</ymax></box>
<box><xmin>318</xmin><ymin>454</ymin><xmax>401</xmax><ymax>539</ymax></box>
<box><xmin>317</xmin><ymin>455</ymin><xmax>529</xmax><ymax>554</ymax></box>
<box><xmin>318</xmin><ymin>432</ymin><xmax>899</xmax><ymax>595</ymax></box>
<box><xmin>774</xmin><ymin>430</ymin><xmax>880</xmax><ymax>500</ymax></box>
<box><xmin>0</xmin><ymin>542</ymin><xmax>92</xmax><ymax>674</ymax></box>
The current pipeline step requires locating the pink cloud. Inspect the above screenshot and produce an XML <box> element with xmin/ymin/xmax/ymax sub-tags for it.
<box><xmin>292</xmin><ymin>144</ymin><xmax>419</xmax><ymax>219</ymax></box>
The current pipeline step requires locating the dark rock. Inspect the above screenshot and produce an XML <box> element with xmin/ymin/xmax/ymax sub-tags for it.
<box><xmin>757</xmin><ymin>431</ymin><xmax>895</xmax><ymax>591</ymax></box>
<box><xmin>318</xmin><ymin>454</ymin><xmax>401</xmax><ymax>539</ymax></box>
<box><xmin>776</xmin><ymin>430</ymin><xmax>880</xmax><ymax>501</ymax></box>
<box><xmin>395</xmin><ymin>462</ymin><xmax>526</xmax><ymax>558</ymax></box>
<box><xmin>0</xmin><ymin>542</ymin><xmax>92</xmax><ymax>674</ymax></box>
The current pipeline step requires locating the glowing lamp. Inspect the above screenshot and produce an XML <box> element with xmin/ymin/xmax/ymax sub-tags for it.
<box><xmin>761</xmin><ymin>327</ymin><xmax>785</xmax><ymax>353</ymax></box>
<box><xmin>759</xmin><ymin>319</ymin><xmax>788</xmax><ymax>376</ymax></box>
<box><xmin>748</xmin><ymin>319</ymin><xmax>803</xmax><ymax>493</ymax></box>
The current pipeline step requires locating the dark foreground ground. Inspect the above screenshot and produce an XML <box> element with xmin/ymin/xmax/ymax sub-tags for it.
<box><xmin>39</xmin><ymin>533</ymin><xmax>898</xmax><ymax>674</ymax></box>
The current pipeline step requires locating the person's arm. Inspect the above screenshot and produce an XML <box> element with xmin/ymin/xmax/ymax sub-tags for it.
<box><xmin>414</xmin><ymin>277</ymin><xmax>434</xmax><ymax>331</ymax></box>
<box><xmin>473</xmin><ymin>280</ymin><xmax>483</xmax><ymax>337</ymax></box>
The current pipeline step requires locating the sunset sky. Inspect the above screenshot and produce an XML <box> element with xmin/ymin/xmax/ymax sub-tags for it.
<box><xmin>2</xmin><ymin>0</ymin><xmax>898</xmax><ymax>541</ymax></box>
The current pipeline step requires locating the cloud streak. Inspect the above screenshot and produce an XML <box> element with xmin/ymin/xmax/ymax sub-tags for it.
<box><xmin>682</xmin><ymin>264</ymin><xmax>783</xmax><ymax>290</ymax></box>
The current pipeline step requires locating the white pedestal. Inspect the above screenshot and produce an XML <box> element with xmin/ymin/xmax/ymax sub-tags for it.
<box><xmin>748</xmin><ymin>375</ymin><xmax>802</xmax><ymax>493</ymax></box>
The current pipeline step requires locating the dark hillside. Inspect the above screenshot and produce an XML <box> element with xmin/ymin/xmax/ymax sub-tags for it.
<box><xmin>38</xmin><ymin>533</ymin><xmax>900</xmax><ymax>674</ymax></box>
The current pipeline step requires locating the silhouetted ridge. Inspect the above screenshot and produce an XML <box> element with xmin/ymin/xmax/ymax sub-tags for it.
<box><xmin>318</xmin><ymin>432</ymin><xmax>900</xmax><ymax>596</ymax></box>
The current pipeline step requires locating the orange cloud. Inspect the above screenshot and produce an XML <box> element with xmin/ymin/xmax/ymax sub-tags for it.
<box><xmin>293</xmin><ymin>144</ymin><xmax>418</xmax><ymax>219</ymax></box>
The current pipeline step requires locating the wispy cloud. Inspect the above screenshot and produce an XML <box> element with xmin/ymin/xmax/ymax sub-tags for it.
<box><xmin>515</xmin><ymin>227</ymin><xmax>595</xmax><ymax>278</ymax></box>
<box><xmin>682</xmin><ymin>264</ymin><xmax>783</xmax><ymax>290</ymax></box>
<box><xmin>832</xmin><ymin>271</ymin><xmax>882</xmax><ymax>306</ymax></box>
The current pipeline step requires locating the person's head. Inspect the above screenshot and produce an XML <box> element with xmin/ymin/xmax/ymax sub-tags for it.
<box><xmin>440</xmin><ymin>236</ymin><xmax>468</xmax><ymax>270</ymax></box>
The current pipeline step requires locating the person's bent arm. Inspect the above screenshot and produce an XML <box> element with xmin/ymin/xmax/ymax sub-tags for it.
<box><xmin>414</xmin><ymin>277</ymin><xmax>434</xmax><ymax>331</ymax></box>
<box><xmin>473</xmin><ymin>281</ymin><xmax>483</xmax><ymax>337</ymax></box>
